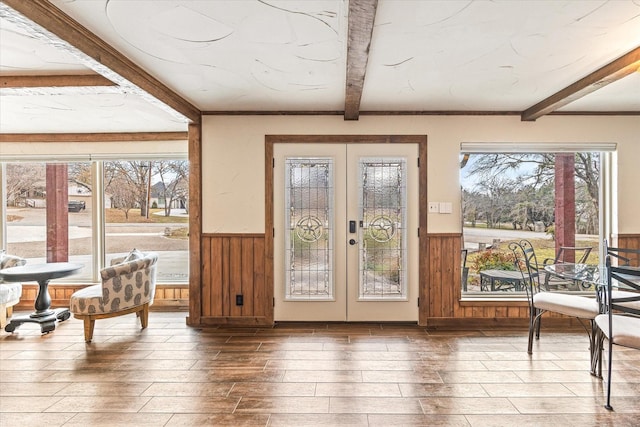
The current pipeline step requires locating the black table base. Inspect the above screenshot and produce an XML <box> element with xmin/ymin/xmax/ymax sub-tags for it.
<box><xmin>4</xmin><ymin>308</ymin><xmax>71</xmax><ymax>334</ymax></box>
<box><xmin>0</xmin><ymin>263</ymin><xmax>82</xmax><ymax>334</ymax></box>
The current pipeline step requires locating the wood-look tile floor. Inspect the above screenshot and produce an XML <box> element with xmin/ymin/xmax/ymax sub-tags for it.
<box><xmin>1</xmin><ymin>311</ymin><xmax>639</xmax><ymax>426</ymax></box>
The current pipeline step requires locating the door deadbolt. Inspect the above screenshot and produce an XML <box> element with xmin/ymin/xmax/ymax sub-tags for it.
<box><xmin>349</xmin><ymin>239</ymin><xmax>357</xmax><ymax>245</ymax></box>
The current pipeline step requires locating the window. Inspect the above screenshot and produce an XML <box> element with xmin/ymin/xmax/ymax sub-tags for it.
<box><xmin>1</xmin><ymin>158</ymin><xmax>189</xmax><ymax>284</ymax></box>
<box><xmin>459</xmin><ymin>144</ymin><xmax>613</xmax><ymax>297</ymax></box>
<box><xmin>3</xmin><ymin>162</ymin><xmax>94</xmax><ymax>280</ymax></box>
<box><xmin>104</xmin><ymin>160</ymin><xmax>189</xmax><ymax>282</ymax></box>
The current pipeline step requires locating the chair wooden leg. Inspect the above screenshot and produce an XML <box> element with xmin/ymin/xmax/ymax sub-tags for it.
<box><xmin>6</xmin><ymin>305</ymin><xmax>13</xmax><ymax>317</ymax></box>
<box><xmin>139</xmin><ymin>303</ymin><xmax>149</xmax><ymax>329</ymax></box>
<box><xmin>83</xmin><ymin>317</ymin><xmax>95</xmax><ymax>343</ymax></box>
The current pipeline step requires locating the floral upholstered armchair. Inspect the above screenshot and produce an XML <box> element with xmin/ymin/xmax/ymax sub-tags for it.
<box><xmin>70</xmin><ymin>250</ymin><xmax>158</xmax><ymax>342</ymax></box>
<box><xmin>0</xmin><ymin>252</ymin><xmax>27</xmax><ymax>329</ymax></box>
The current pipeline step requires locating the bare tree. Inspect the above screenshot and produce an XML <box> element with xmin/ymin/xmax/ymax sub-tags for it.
<box><xmin>461</xmin><ymin>153</ymin><xmax>599</xmax><ymax>232</ymax></box>
<box><xmin>5</xmin><ymin>163</ymin><xmax>45</xmax><ymax>206</ymax></box>
<box><xmin>475</xmin><ymin>176</ymin><xmax>518</xmax><ymax>228</ymax></box>
<box><xmin>155</xmin><ymin>160</ymin><xmax>189</xmax><ymax>217</ymax></box>
<box><xmin>67</xmin><ymin>163</ymin><xmax>92</xmax><ymax>192</ymax></box>
<box><xmin>107</xmin><ymin>174</ymin><xmax>137</xmax><ymax>220</ymax></box>
<box><xmin>104</xmin><ymin>161</ymin><xmax>151</xmax><ymax>219</ymax></box>
<box><xmin>167</xmin><ymin>160</ymin><xmax>189</xmax><ymax>215</ymax></box>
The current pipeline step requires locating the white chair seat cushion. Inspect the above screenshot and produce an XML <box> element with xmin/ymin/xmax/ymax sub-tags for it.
<box><xmin>534</xmin><ymin>292</ymin><xmax>599</xmax><ymax>319</ymax></box>
<box><xmin>0</xmin><ymin>283</ymin><xmax>22</xmax><ymax>305</ymax></box>
<box><xmin>69</xmin><ymin>284</ymin><xmax>106</xmax><ymax>315</ymax></box>
<box><xmin>595</xmin><ymin>314</ymin><xmax>640</xmax><ymax>349</ymax></box>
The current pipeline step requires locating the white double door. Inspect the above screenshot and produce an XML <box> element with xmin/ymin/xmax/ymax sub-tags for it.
<box><xmin>274</xmin><ymin>143</ymin><xmax>418</xmax><ymax>322</ymax></box>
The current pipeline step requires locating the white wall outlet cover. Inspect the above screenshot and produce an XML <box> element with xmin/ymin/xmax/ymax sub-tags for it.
<box><xmin>428</xmin><ymin>202</ymin><xmax>439</xmax><ymax>213</ymax></box>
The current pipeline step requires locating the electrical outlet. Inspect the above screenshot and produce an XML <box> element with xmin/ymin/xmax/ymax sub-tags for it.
<box><xmin>428</xmin><ymin>202</ymin><xmax>439</xmax><ymax>213</ymax></box>
<box><xmin>236</xmin><ymin>294</ymin><xmax>243</xmax><ymax>306</ymax></box>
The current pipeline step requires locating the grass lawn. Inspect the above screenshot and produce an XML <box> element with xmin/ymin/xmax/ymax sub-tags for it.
<box><xmin>106</xmin><ymin>208</ymin><xmax>188</xmax><ymax>224</ymax></box>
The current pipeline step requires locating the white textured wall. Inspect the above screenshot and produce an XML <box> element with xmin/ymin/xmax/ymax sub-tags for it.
<box><xmin>202</xmin><ymin>115</ymin><xmax>640</xmax><ymax>234</ymax></box>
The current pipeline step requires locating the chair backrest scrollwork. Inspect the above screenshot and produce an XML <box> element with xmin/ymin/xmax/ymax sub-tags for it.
<box><xmin>509</xmin><ymin>240</ymin><xmax>542</xmax><ymax>307</ymax></box>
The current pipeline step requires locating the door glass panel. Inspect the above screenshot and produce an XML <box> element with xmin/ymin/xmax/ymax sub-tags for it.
<box><xmin>359</xmin><ymin>158</ymin><xmax>407</xmax><ymax>300</ymax></box>
<box><xmin>285</xmin><ymin>158</ymin><xmax>334</xmax><ymax>300</ymax></box>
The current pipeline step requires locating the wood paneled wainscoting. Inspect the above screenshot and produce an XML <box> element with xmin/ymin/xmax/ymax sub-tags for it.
<box><xmin>15</xmin><ymin>284</ymin><xmax>189</xmax><ymax>311</ymax></box>
<box><xmin>191</xmin><ymin>233</ymin><xmax>630</xmax><ymax>328</ymax></box>
<box><xmin>198</xmin><ymin>233</ymin><xmax>271</xmax><ymax>326</ymax></box>
<box><xmin>426</xmin><ymin>234</ymin><xmax>530</xmax><ymax>329</ymax></box>
<box><xmin>425</xmin><ymin>233</ymin><xmax>593</xmax><ymax>329</ymax></box>
<box><xmin>615</xmin><ymin>234</ymin><xmax>640</xmax><ymax>264</ymax></box>
<box><xmin>191</xmin><ymin>232</ymin><xmax>533</xmax><ymax>328</ymax></box>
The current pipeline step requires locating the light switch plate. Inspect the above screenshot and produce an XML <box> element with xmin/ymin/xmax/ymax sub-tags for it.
<box><xmin>428</xmin><ymin>202</ymin><xmax>439</xmax><ymax>213</ymax></box>
<box><xmin>439</xmin><ymin>202</ymin><xmax>453</xmax><ymax>214</ymax></box>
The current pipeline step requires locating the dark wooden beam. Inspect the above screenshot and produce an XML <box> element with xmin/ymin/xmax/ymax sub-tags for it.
<box><xmin>0</xmin><ymin>132</ymin><xmax>187</xmax><ymax>143</ymax></box>
<box><xmin>521</xmin><ymin>47</ymin><xmax>640</xmax><ymax>121</ymax></box>
<box><xmin>555</xmin><ymin>154</ymin><xmax>576</xmax><ymax>258</ymax></box>
<box><xmin>344</xmin><ymin>0</ymin><xmax>378</xmax><ymax>120</ymax></box>
<box><xmin>187</xmin><ymin>122</ymin><xmax>202</xmax><ymax>327</ymax></box>
<box><xmin>46</xmin><ymin>164</ymin><xmax>69</xmax><ymax>263</ymax></box>
<box><xmin>0</xmin><ymin>74</ymin><xmax>114</xmax><ymax>88</ymax></box>
<box><xmin>3</xmin><ymin>0</ymin><xmax>201</xmax><ymax>123</ymax></box>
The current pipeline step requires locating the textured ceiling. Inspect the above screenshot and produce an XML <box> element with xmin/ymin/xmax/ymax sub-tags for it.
<box><xmin>1</xmin><ymin>0</ymin><xmax>639</xmax><ymax>134</ymax></box>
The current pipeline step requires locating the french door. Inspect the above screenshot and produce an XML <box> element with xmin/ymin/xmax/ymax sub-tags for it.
<box><xmin>273</xmin><ymin>143</ymin><xmax>419</xmax><ymax>321</ymax></box>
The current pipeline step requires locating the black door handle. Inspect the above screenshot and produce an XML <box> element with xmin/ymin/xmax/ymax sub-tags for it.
<box><xmin>349</xmin><ymin>239</ymin><xmax>357</xmax><ymax>245</ymax></box>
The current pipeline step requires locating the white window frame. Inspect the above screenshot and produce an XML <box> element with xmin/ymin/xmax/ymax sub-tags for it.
<box><xmin>459</xmin><ymin>142</ymin><xmax>616</xmax><ymax>299</ymax></box>
<box><xmin>0</xmin><ymin>153</ymin><xmax>187</xmax><ymax>283</ymax></box>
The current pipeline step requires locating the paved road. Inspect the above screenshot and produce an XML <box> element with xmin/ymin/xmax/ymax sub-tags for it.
<box><xmin>463</xmin><ymin>227</ymin><xmax>597</xmax><ymax>250</ymax></box>
<box><xmin>5</xmin><ymin>207</ymin><xmax>188</xmax><ymax>281</ymax></box>
<box><xmin>463</xmin><ymin>227</ymin><xmax>549</xmax><ymax>249</ymax></box>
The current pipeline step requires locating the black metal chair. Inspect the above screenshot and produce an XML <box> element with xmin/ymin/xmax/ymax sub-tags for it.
<box><xmin>509</xmin><ymin>240</ymin><xmax>601</xmax><ymax>376</ymax></box>
<box><xmin>594</xmin><ymin>252</ymin><xmax>640</xmax><ymax>410</ymax></box>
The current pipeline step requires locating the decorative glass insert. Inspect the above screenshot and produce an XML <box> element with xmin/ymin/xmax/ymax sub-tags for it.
<box><xmin>284</xmin><ymin>158</ymin><xmax>334</xmax><ymax>300</ymax></box>
<box><xmin>359</xmin><ymin>158</ymin><xmax>407</xmax><ymax>300</ymax></box>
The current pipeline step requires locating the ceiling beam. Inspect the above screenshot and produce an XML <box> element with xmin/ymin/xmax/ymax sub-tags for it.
<box><xmin>2</xmin><ymin>0</ymin><xmax>201</xmax><ymax>123</ymax></box>
<box><xmin>344</xmin><ymin>0</ymin><xmax>378</xmax><ymax>121</ymax></box>
<box><xmin>1</xmin><ymin>74</ymin><xmax>115</xmax><ymax>88</ymax></box>
<box><xmin>521</xmin><ymin>47</ymin><xmax>640</xmax><ymax>121</ymax></box>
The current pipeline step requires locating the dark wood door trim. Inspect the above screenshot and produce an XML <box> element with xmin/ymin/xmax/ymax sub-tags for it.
<box><xmin>265</xmin><ymin>135</ymin><xmax>428</xmax><ymax>324</ymax></box>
